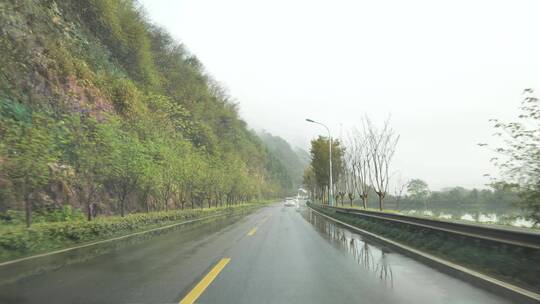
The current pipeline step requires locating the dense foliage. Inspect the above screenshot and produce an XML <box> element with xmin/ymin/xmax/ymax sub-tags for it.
<box><xmin>0</xmin><ymin>0</ymin><xmax>295</xmax><ymax>227</ymax></box>
<box><xmin>303</xmin><ymin>136</ymin><xmax>345</xmax><ymax>204</ymax></box>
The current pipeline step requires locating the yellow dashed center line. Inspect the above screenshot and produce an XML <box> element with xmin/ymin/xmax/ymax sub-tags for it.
<box><xmin>247</xmin><ymin>214</ymin><xmax>271</xmax><ymax>236</ymax></box>
<box><xmin>261</xmin><ymin>215</ymin><xmax>271</xmax><ymax>223</ymax></box>
<box><xmin>179</xmin><ymin>213</ymin><xmax>272</xmax><ymax>303</ymax></box>
<box><xmin>247</xmin><ymin>227</ymin><xmax>258</xmax><ymax>236</ymax></box>
<box><xmin>179</xmin><ymin>258</ymin><xmax>231</xmax><ymax>304</ymax></box>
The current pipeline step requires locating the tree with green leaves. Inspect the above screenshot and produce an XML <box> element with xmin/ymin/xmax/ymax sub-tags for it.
<box><xmin>2</xmin><ymin>113</ymin><xmax>59</xmax><ymax>227</ymax></box>
<box><xmin>65</xmin><ymin>115</ymin><xmax>115</xmax><ymax>221</ymax></box>
<box><xmin>154</xmin><ymin>142</ymin><xmax>182</xmax><ymax>211</ymax></box>
<box><xmin>488</xmin><ymin>89</ymin><xmax>540</xmax><ymax>226</ymax></box>
<box><xmin>303</xmin><ymin>166</ymin><xmax>317</xmax><ymax>201</ymax></box>
<box><xmin>308</xmin><ymin>136</ymin><xmax>344</xmax><ymax>204</ymax></box>
<box><xmin>108</xmin><ymin>123</ymin><xmax>150</xmax><ymax>217</ymax></box>
<box><xmin>407</xmin><ymin>179</ymin><xmax>430</xmax><ymax>209</ymax></box>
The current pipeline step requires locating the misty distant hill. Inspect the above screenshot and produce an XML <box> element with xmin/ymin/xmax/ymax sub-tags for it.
<box><xmin>258</xmin><ymin>131</ymin><xmax>310</xmax><ymax>189</ymax></box>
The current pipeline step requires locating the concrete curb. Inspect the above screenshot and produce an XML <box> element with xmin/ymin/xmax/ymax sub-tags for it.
<box><xmin>309</xmin><ymin>205</ymin><xmax>540</xmax><ymax>304</ymax></box>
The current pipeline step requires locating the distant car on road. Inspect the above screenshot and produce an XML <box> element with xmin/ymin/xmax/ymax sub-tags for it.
<box><xmin>284</xmin><ymin>198</ymin><xmax>297</xmax><ymax>207</ymax></box>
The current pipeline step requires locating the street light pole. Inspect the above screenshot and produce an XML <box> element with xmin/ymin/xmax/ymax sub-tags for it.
<box><xmin>306</xmin><ymin>119</ymin><xmax>334</xmax><ymax>206</ymax></box>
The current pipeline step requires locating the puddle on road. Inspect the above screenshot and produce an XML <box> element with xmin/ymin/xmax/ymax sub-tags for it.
<box><xmin>300</xmin><ymin>207</ymin><xmax>395</xmax><ymax>287</ymax></box>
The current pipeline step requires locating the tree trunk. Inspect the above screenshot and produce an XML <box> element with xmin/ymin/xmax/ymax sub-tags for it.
<box><xmin>25</xmin><ymin>196</ymin><xmax>32</xmax><ymax>228</ymax></box>
<box><xmin>143</xmin><ymin>187</ymin><xmax>151</xmax><ymax>213</ymax></box>
<box><xmin>362</xmin><ymin>195</ymin><xmax>367</xmax><ymax>209</ymax></box>
<box><xmin>86</xmin><ymin>199</ymin><xmax>92</xmax><ymax>221</ymax></box>
<box><xmin>119</xmin><ymin>185</ymin><xmax>129</xmax><ymax>217</ymax></box>
<box><xmin>120</xmin><ymin>196</ymin><xmax>125</xmax><ymax>217</ymax></box>
<box><xmin>378</xmin><ymin>195</ymin><xmax>384</xmax><ymax>211</ymax></box>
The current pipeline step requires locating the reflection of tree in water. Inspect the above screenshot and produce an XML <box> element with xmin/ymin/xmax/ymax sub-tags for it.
<box><xmin>374</xmin><ymin>250</ymin><xmax>393</xmax><ymax>287</ymax></box>
<box><xmin>350</xmin><ymin>239</ymin><xmax>374</xmax><ymax>271</ymax></box>
<box><xmin>305</xmin><ymin>210</ymin><xmax>394</xmax><ymax>287</ymax></box>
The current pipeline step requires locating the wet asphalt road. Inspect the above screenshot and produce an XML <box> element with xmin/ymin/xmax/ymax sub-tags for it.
<box><xmin>0</xmin><ymin>202</ymin><xmax>510</xmax><ymax>304</ymax></box>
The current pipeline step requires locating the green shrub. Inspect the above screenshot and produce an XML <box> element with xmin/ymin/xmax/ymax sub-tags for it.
<box><xmin>0</xmin><ymin>210</ymin><xmax>25</xmax><ymax>225</ymax></box>
<box><xmin>109</xmin><ymin>77</ymin><xmax>141</xmax><ymax>115</ymax></box>
<box><xmin>0</xmin><ymin>203</ymin><xmax>262</xmax><ymax>262</ymax></box>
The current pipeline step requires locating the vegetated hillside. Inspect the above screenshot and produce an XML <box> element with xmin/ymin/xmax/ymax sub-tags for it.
<box><xmin>0</xmin><ymin>0</ymin><xmax>296</xmax><ymax>226</ymax></box>
<box><xmin>294</xmin><ymin>147</ymin><xmax>311</xmax><ymax>170</ymax></box>
<box><xmin>258</xmin><ymin>131</ymin><xmax>310</xmax><ymax>189</ymax></box>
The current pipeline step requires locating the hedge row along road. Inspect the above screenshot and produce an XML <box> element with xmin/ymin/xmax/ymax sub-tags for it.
<box><xmin>0</xmin><ymin>203</ymin><xmax>266</xmax><ymax>265</ymax></box>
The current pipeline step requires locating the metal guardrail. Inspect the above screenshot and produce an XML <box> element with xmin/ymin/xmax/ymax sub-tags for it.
<box><xmin>319</xmin><ymin>205</ymin><xmax>540</xmax><ymax>250</ymax></box>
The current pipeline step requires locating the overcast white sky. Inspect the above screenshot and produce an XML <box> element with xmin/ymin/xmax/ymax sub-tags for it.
<box><xmin>139</xmin><ymin>0</ymin><xmax>540</xmax><ymax>190</ymax></box>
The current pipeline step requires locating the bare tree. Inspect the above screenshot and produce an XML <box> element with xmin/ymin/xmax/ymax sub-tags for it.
<box><xmin>350</xmin><ymin>127</ymin><xmax>370</xmax><ymax>209</ymax></box>
<box><xmin>365</xmin><ymin>117</ymin><xmax>399</xmax><ymax>211</ymax></box>
<box><xmin>334</xmin><ymin>169</ymin><xmax>346</xmax><ymax>205</ymax></box>
<box><xmin>393</xmin><ymin>173</ymin><xmax>408</xmax><ymax>211</ymax></box>
<box><xmin>343</xmin><ymin>137</ymin><xmax>357</xmax><ymax>206</ymax></box>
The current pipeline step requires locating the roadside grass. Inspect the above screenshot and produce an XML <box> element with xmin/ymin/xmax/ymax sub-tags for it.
<box><xmin>0</xmin><ymin>202</ymin><xmax>269</xmax><ymax>263</ymax></box>
<box><xmin>309</xmin><ymin>203</ymin><xmax>540</xmax><ymax>293</ymax></box>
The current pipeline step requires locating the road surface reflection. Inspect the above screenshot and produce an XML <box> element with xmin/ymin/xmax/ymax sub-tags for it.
<box><xmin>302</xmin><ymin>207</ymin><xmax>394</xmax><ymax>287</ymax></box>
